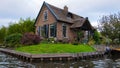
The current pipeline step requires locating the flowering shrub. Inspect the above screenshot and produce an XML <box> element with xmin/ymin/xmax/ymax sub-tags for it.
<box><xmin>21</xmin><ymin>32</ymin><xmax>41</xmax><ymax>45</ymax></box>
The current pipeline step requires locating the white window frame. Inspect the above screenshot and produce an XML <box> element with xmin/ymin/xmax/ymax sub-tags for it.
<box><xmin>62</xmin><ymin>23</ymin><xmax>67</xmax><ymax>38</ymax></box>
<box><xmin>50</xmin><ymin>24</ymin><xmax>54</xmax><ymax>37</ymax></box>
<box><xmin>43</xmin><ymin>10</ymin><xmax>48</xmax><ymax>21</ymax></box>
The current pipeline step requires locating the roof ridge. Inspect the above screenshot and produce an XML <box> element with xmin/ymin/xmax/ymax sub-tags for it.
<box><xmin>45</xmin><ymin>2</ymin><xmax>84</xmax><ymax>18</ymax></box>
<box><xmin>46</xmin><ymin>3</ymin><xmax>63</xmax><ymax>11</ymax></box>
<box><xmin>45</xmin><ymin>2</ymin><xmax>59</xmax><ymax>20</ymax></box>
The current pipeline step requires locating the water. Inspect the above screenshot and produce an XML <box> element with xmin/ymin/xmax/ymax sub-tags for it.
<box><xmin>0</xmin><ymin>52</ymin><xmax>120</xmax><ymax>68</ymax></box>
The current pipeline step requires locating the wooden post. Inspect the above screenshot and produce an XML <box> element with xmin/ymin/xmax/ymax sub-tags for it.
<box><xmin>59</xmin><ymin>57</ymin><xmax>62</xmax><ymax>61</ymax></box>
<box><xmin>81</xmin><ymin>53</ymin><xmax>83</xmax><ymax>59</ymax></box>
<box><xmin>41</xmin><ymin>58</ymin><xmax>43</xmax><ymax>61</ymax></box>
<box><xmin>50</xmin><ymin>58</ymin><xmax>53</xmax><ymax>61</ymax></box>
<box><xmin>30</xmin><ymin>58</ymin><xmax>32</xmax><ymax>63</ymax></box>
<box><xmin>30</xmin><ymin>55</ymin><xmax>32</xmax><ymax>63</ymax></box>
<box><xmin>67</xmin><ymin>57</ymin><xmax>71</xmax><ymax>61</ymax></box>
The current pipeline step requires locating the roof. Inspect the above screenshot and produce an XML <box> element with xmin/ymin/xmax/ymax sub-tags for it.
<box><xmin>35</xmin><ymin>2</ymin><xmax>93</xmax><ymax>30</ymax></box>
<box><xmin>71</xmin><ymin>19</ymin><xmax>86</xmax><ymax>28</ymax></box>
<box><xmin>46</xmin><ymin>2</ymin><xmax>85</xmax><ymax>24</ymax></box>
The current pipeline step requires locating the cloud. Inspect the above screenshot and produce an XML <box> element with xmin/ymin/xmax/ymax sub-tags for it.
<box><xmin>0</xmin><ymin>18</ymin><xmax>18</xmax><ymax>27</ymax></box>
<box><xmin>0</xmin><ymin>0</ymin><xmax>120</xmax><ymax>27</ymax></box>
<box><xmin>0</xmin><ymin>0</ymin><xmax>43</xmax><ymax>19</ymax></box>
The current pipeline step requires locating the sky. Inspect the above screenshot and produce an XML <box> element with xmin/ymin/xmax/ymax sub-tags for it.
<box><xmin>0</xmin><ymin>0</ymin><xmax>120</xmax><ymax>27</ymax></box>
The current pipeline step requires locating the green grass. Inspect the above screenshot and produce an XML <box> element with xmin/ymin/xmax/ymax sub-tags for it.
<box><xmin>15</xmin><ymin>44</ymin><xmax>95</xmax><ymax>54</ymax></box>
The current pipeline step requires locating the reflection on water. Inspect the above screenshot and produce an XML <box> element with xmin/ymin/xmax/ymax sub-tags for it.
<box><xmin>0</xmin><ymin>52</ymin><xmax>34</xmax><ymax>68</ymax></box>
<box><xmin>32</xmin><ymin>58</ymin><xmax>120</xmax><ymax>68</ymax></box>
<box><xmin>0</xmin><ymin>52</ymin><xmax>120</xmax><ymax>68</ymax></box>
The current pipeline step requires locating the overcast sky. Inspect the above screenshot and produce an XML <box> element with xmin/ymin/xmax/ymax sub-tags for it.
<box><xmin>0</xmin><ymin>0</ymin><xmax>120</xmax><ymax>27</ymax></box>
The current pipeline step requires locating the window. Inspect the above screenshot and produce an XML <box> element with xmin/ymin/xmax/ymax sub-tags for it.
<box><xmin>84</xmin><ymin>31</ymin><xmax>88</xmax><ymax>40</ymax></box>
<box><xmin>50</xmin><ymin>24</ymin><xmax>56</xmax><ymax>37</ymax></box>
<box><xmin>44</xmin><ymin>24</ymin><xmax>49</xmax><ymax>38</ymax></box>
<box><xmin>37</xmin><ymin>26</ymin><xmax>41</xmax><ymax>36</ymax></box>
<box><xmin>44</xmin><ymin>10</ymin><xmax>48</xmax><ymax>21</ymax></box>
<box><xmin>62</xmin><ymin>23</ymin><xmax>67</xmax><ymax>37</ymax></box>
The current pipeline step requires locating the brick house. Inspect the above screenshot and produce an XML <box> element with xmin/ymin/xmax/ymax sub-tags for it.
<box><xmin>35</xmin><ymin>2</ymin><xmax>94</xmax><ymax>42</ymax></box>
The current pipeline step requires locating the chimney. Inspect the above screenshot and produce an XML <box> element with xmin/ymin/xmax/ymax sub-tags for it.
<box><xmin>64</xmin><ymin>5</ymin><xmax>68</xmax><ymax>12</ymax></box>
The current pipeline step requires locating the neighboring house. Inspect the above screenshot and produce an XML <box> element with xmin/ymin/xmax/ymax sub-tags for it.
<box><xmin>35</xmin><ymin>2</ymin><xmax>94</xmax><ymax>42</ymax></box>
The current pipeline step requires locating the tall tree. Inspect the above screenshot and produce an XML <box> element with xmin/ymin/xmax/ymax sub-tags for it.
<box><xmin>99</xmin><ymin>12</ymin><xmax>120</xmax><ymax>44</ymax></box>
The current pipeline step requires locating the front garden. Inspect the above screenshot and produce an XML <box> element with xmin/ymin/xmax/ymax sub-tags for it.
<box><xmin>15</xmin><ymin>43</ymin><xmax>95</xmax><ymax>54</ymax></box>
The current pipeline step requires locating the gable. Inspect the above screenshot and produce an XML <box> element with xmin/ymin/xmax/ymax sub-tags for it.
<box><xmin>35</xmin><ymin>2</ymin><xmax>85</xmax><ymax>25</ymax></box>
<box><xmin>35</xmin><ymin>2</ymin><xmax>57</xmax><ymax>26</ymax></box>
<box><xmin>35</xmin><ymin>2</ymin><xmax>94</xmax><ymax>30</ymax></box>
<box><xmin>82</xmin><ymin>19</ymin><xmax>94</xmax><ymax>30</ymax></box>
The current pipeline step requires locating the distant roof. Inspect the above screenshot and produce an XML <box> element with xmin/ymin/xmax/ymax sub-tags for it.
<box><xmin>35</xmin><ymin>2</ymin><xmax>94</xmax><ymax>30</ymax></box>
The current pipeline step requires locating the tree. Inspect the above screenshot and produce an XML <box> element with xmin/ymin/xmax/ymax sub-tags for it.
<box><xmin>0</xmin><ymin>26</ymin><xmax>7</xmax><ymax>43</ymax></box>
<box><xmin>4</xmin><ymin>33</ymin><xmax>22</xmax><ymax>47</ymax></box>
<box><xmin>0</xmin><ymin>17</ymin><xmax>35</xmax><ymax>45</ymax></box>
<box><xmin>7</xmin><ymin>18</ymin><xmax>35</xmax><ymax>35</ymax></box>
<box><xmin>93</xmin><ymin>30</ymin><xmax>101</xmax><ymax>44</ymax></box>
<box><xmin>99</xmin><ymin>12</ymin><xmax>120</xmax><ymax>44</ymax></box>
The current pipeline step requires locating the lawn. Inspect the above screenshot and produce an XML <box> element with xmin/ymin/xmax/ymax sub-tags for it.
<box><xmin>15</xmin><ymin>44</ymin><xmax>95</xmax><ymax>54</ymax></box>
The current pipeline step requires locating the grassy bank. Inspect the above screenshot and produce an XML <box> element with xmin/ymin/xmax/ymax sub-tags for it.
<box><xmin>15</xmin><ymin>44</ymin><xmax>95</xmax><ymax>54</ymax></box>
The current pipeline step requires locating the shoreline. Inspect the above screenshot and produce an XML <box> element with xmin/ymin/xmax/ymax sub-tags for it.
<box><xmin>0</xmin><ymin>48</ymin><xmax>105</xmax><ymax>62</ymax></box>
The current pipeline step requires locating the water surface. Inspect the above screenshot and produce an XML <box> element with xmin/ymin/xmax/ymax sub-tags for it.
<box><xmin>0</xmin><ymin>52</ymin><xmax>120</xmax><ymax>68</ymax></box>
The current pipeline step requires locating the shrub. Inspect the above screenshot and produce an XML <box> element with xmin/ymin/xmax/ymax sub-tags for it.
<box><xmin>72</xmin><ymin>41</ymin><xmax>78</xmax><ymax>45</ymax></box>
<box><xmin>4</xmin><ymin>33</ymin><xmax>22</xmax><ymax>47</ymax></box>
<box><xmin>47</xmin><ymin>38</ymin><xmax>58</xmax><ymax>43</ymax></box>
<box><xmin>93</xmin><ymin>30</ymin><xmax>101</xmax><ymax>44</ymax></box>
<box><xmin>0</xmin><ymin>26</ymin><xmax>7</xmax><ymax>44</ymax></box>
<box><xmin>88</xmin><ymin>39</ymin><xmax>95</xmax><ymax>45</ymax></box>
<box><xmin>62</xmin><ymin>38</ymin><xmax>70</xmax><ymax>43</ymax></box>
<box><xmin>48</xmin><ymin>38</ymin><xmax>54</xmax><ymax>43</ymax></box>
<box><xmin>21</xmin><ymin>32</ymin><xmax>41</xmax><ymax>45</ymax></box>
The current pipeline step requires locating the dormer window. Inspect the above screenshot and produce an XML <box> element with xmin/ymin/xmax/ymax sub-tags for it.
<box><xmin>44</xmin><ymin>10</ymin><xmax>48</xmax><ymax>21</ymax></box>
<box><xmin>67</xmin><ymin>13</ymin><xmax>73</xmax><ymax>20</ymax></box>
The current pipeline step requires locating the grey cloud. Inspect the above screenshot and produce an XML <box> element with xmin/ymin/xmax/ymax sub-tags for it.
<box><xmin>0</xmin><ymin>0</ymin><xmax>120</xmax><ymax>27</ymax></box>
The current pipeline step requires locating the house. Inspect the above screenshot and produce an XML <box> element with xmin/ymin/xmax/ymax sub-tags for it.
<box><xmin>35</xmin><ymin>2</ymin><xmax>94</xmax><ymax>43</ymax></box>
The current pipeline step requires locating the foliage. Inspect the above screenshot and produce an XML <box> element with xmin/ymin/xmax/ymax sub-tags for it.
<box><xmin>7</xmin><ymin>18</ymin><xmax>35</xmax><ymax>35</ymax></box>
<box><xmin>88</xmin><ymin>37</ymin><xmax>95</xmax><ymax>45</ymax></box>
<box><xmin>100</xmin><ymin>36</ymin><xmax>112</xmax><ymax>45</ymax></box>
<box><xmin>0</xmin><ymin>17</ymin><xmax>35</xmax><ymax>46</ymax></box>
<box><xmin>48</xmin><ymin>38</ymin><xmax>55</xmax><ymax>43</ymax></box>
<box><xmin>0</xmin><ymin>26</ymin><xmax>7</xmax><ymax>43</ymax></box>
<box><xmin>99</xmin><ymin>12</ymin><xmax>120</xmax><ymax>44</ymax></box>
<box><xmin>4</xmin><ymin>33</ymin><xmax>22</xmax><ymax>47</ymax></box>
<box><xmin>15</xmin><ymin>44</ymin><xmax>95</xmax><ymax>54</ymax></box>
<box><xmin>72</xmin><ymin>39</ymin><xmax>79</xmax><ymax>45</ymax></box>
<box><xmin>93</xmin><ymin>30</ymin><xmax>101</xmax><ymax>44</ymax></box>
<box><xmin>72</xmin><ymin>41</ymin><xmax>79</xmax><ymax>45</ymax></box>
<box><xmin>76</xmin><ymin>30</ymin><xmax>84</xmax><ymax>43</ymax></box>
<box><xmin>62</xmin><ymin>38</ymin><xmax>70</xmax><ymax>43</ymax></box>
<box><xmin>21</xmin><ymin>32</ymin><xmax>41</xmax><ymax>45</ymax></box>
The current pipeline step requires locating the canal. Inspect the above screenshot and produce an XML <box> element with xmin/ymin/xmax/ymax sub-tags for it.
<box><xmin>0</xmin><ymin>52</ymin><xmax>120</xmax><ymax>68</ymax></box>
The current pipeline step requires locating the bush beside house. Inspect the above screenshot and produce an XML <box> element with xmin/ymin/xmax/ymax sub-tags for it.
<box><xmin>21</xmin><ymin>32</ymin><xmax>41</xmax><ymax>45</ymax></box>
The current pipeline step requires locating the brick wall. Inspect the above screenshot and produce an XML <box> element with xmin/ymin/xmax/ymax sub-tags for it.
<box><xmin>35</xmin><ymin>5</ymin><xmax>78</xmax><ymax>42</ymax></box>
